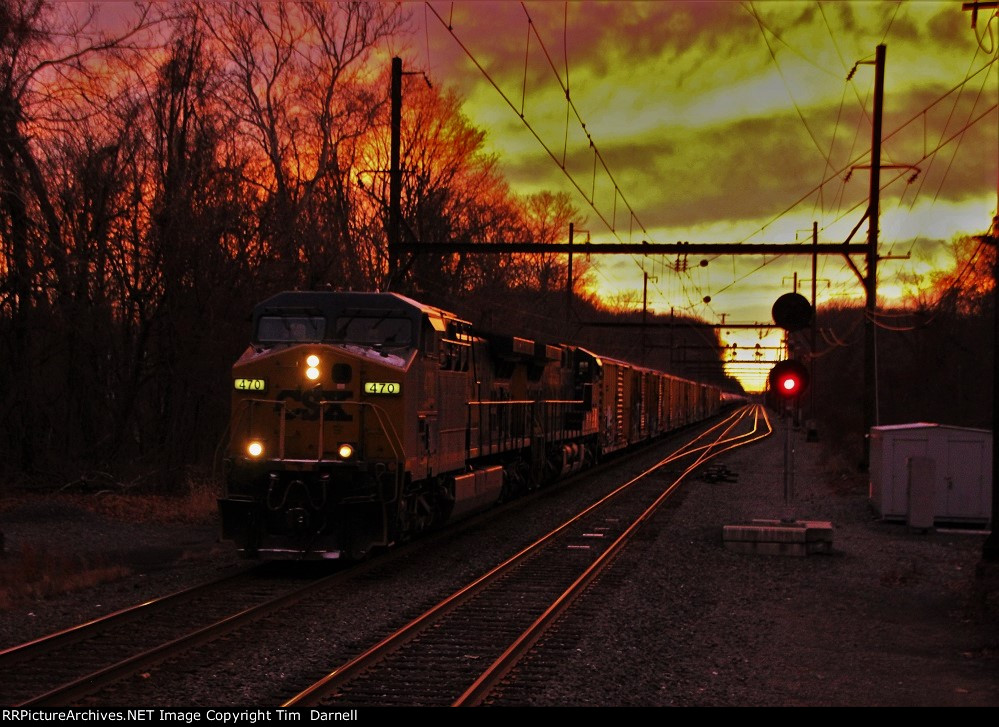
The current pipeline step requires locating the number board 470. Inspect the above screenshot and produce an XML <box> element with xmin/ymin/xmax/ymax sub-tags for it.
<box><xmin>364</xmin><ymin>381</ymin><xmax>401</xmax><ymax>395</ymax></box>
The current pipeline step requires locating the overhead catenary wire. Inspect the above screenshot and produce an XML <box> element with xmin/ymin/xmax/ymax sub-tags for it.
<box><xmin>517</xmin><ymin>2</ymin><xmax>645</xmax><ymax>232</ymax></box>
<box><xmin>745</xmin><ymin>2</ymin><xmax>836</xmax><ymax>167</ymax></box>
<box><xmin>733</xmin><ymin>56</ymin><xmax>998</xmax><ymax>250</ymax></box>
<box><xmin>745</xmin><ymin>1</ymin><xmax>904</xmax><ymax>225</ymax></box>
<box><xmin>427</xmin><ymin>0</ymin><xmax>682</xmax><ymax>321</ymax></box>
<box><xmin>897</xmin><ymin>35</ymin><xmax>996</xmax><ymax>258</ymax></box>
<box><xmin>970</xmin><ymin>2</ymin><xmax>998</xmax><ymax>54</ymax></box>
<box><xmin>708</xmin><ymin>76</ymin><xmax>997</xmax><ymax>305</ymax></box>
<box><xmin>425</xmin><ymin>1</ymin><xmax>646</xmax><ymax>246</ymax></box>
<box><xmin>516</xmin><ymin>2</ymin><xmax>690</xmax><ymax>313</ymax></box>
<box><xmin>704</xmin><ymin>2</ymin><xmax>901</xmax><ymax>297</ymax></box>
<box><xmin>821</xmin><ymin>102</ymin><xmax>997</xmax><ymax>236</ymax></box>
<box><xmin>697</xmin><ymin>48</ymin><xmax>999</xmax><ymax>309</ymax></box>
<box><xmin>424</xmin><ymin>1</ymin><xmax>994</xmax><ymax>365</ymax></box>
<box><xmin>434</xmin><ymin>1</ymin><xmax>728</xmax><ymax>328</ymax></box>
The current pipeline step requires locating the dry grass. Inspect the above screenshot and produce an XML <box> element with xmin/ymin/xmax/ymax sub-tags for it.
<box><xmin>0</xmin><ymin>475</ymin><xmax>220</xmax><ymax>610</ymax></box>
<box><xmin>1</xmin><ymin>468</ymin><xmax>221</xmax><ymax>523</ymax></box>
<box><xmin>0</xmin><ymin>476</ymin><xmax>223</xmax><ymax>526</ymax></box>
<box><xmin>68</xmin><ymin>480</ymin><xmax>220</xmax><ymax>525</ymax></box>
<box><xmin>0</xmin><ymin>544</ymin><xmax>131</xmax><ymax>610</ymax></box>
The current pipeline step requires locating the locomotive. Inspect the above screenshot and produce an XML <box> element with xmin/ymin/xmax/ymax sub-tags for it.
<box><xmin>218</xmin><ymin>291</ymin><xmax>722</xmax><ymax>559</ymax></box>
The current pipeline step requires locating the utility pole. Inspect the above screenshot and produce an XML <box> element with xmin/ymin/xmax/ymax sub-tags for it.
<box><xmin>863</xmin><ymin>44</ymin><xmax>886</xmax><ymax>469</ymax></box>
<box><xmin>388</xmin><ymin>57</ymin><xmax>402</xmax><ymax>291</ymax></box>
<box><xmin>566</xmin><ymin>223</ymin><xmax>574</xmax><ymax>323</ymax></box>
<box><xmin>810</xmin><ymin>220</ymin><xmax>819</xmax><ymax>439</ymax></box>
<box><xmin>642</xmin><ymin>272</ymin><xmax>649</xmax><ymax>365</ymax></box>
<box><xmin>670</xmin><ymin>307</ymin><xmax>674</xmax><ymax>367</ymax></box>
<box><xmin>641</xmin><ymin>273</ymin><xmax>657</xmax><ymax>366</ymax></box>
<box><xmin>962</xmin><ymin>0</ymin><xmax>998</xmax><ymax>568</ymax></box>
<box><xmin>987</xmin><ymin>217</ymin><xmax>999</xmax><ymax>561</ymax></box>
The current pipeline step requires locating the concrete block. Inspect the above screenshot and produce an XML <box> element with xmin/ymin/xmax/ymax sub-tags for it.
<box><xmin>723</xmin><ymin>540</ymin><xmax>808</xmax><ymax>557</ymax></box>
<box><xmin>723</xmin><ymin>519</ymin><xmax>834</xmax><ymax>556</ymax></box>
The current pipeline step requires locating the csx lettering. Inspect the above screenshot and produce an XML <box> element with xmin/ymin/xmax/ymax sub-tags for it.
<box><xmin>276</xmin><ymin>389</ymin><xmax>353</xmax><ymax>421</ymax></box>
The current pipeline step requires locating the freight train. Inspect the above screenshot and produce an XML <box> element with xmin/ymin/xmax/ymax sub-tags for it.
<box><xmin>218</xmin><ymin>291</ymin><xmax>722</xmax><ymax>559</ymax></box>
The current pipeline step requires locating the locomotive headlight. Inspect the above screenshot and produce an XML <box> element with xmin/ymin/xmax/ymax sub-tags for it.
<box><xmin>247</xmin><ymin>440</ymin><xmax>264</xmax><ymax>458</ymax></box>
<box><xmin>337</xmin><ymin>443</ymin><xmax>354</xmax><ymax>460</ymax></box>
<box><xmin>305</xmin><ymin>354</ymin><xmax>321</xmax><ymax>381</ymax></box>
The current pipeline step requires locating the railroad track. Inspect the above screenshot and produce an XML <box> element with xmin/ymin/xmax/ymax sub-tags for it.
<box><xmin>284</xmin><ymin>404</ymin><xmax>771</xmax><ymax>707</ymax></box>
<box><xmin>0</xmin><ymin>564</ymin><xmax>350</xmax><ymax>707</ymax></box>
<box><xmin>0</xmin><ymin>444</ymin><xmax>657</xmax><ymax>706</ymax></box>
<box><xmin>2</xmin><ymin>406</ymin><xmax>766</xmax><ymax>706</ymax></box>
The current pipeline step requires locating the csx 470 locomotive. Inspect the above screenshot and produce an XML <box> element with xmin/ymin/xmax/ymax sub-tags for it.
<box><xmin>219</xmin><ymin>291</ymin><xmax>721</xmax><ymax>559</ymax></box>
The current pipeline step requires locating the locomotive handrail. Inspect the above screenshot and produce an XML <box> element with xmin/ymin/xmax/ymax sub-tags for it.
<box><xmin>229</xmin><ymin>398</ymin><xmax>404</xmax><ymax>467</ymax></box>
<box><xmin>470</xmin><ymin>399</ymin><xmax>532</xmax><ymax>454</ymax></box>
<box><xmin>318</xmin><ymin>399</ymin><xmax>405</xmax><ymax>466</ymax></box>
<box><xmin>230</xmin><ymin>398</ymin><xmax>289</xmax><ymax>460</ymax></box>
<box><xmin>468</xmin><ymin>398</ymin><xmax>589</xmax><ymax>454</ymax></box>
<box><xmin>467</xmin><ymin>398</ymin><xmax>585</xmax><ymax>406</ymax></box>
<box><xmin>467</xmin><ymin>399</ymin><xmax>535</xmax><ymax>406</ymax></box>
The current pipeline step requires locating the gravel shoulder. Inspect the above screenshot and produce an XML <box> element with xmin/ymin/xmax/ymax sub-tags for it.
<box><xmin>524</xmin><ymin>415</ymin><xmax>999</xmax><ymax>707</ymax></box>
<box><xmin>0</xmin><ymin>414</ymin><xmax>996</xmax><ymax>707</ymax></box>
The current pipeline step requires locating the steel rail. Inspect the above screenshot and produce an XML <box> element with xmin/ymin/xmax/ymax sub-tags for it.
<box><xmin>16</xmin><ymin>566</ymin><xmax>361</xmax><ymax>707</ymax></box>
<box><xmin>11</xmin><ymin>540</ymin><xmax>442</xmax><ymax>707</ymax></box>
<box><xmin>283</xmin><ymin>406</ymin><xmax>766</xmax><ymax>707</ymax></box>
<box><xmin>6</xmin><ymin>410</ymin><xmax>755</xmax><ymax>707</ymax></box>
<box><xmin>453</xmin><ymin>406</ymin><xmax>770</xmax><ymax>705</ymax></box>
<box><xmin>0</xmin><ymin>568</ymin><xmax>254</xmax><ymax>667</ymax></box>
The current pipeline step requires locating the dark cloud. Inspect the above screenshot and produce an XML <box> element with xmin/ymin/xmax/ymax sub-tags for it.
<box><xmin>566</xmin><ymin>1</ymin><xmax>754</xmax><ymax>76</ymax></box>
<box><xmin>823</xmin><ymin>1</ymin><xmax>860</xmax><ymax>35</ymax></box>
<box><xmin>501</xmin><ymin>112</ymin><xmax>859</xmax><ymax>231</ymax></box>
<box><xmin>427</xmin><ymin>2</ymin><xmax>764</xmax><ymax>99</ymax></box>
<box><xmin>497</xmin><ymin>71</ymin><xmax>995</xmax><ymax>236</ymax></box>
<box><xmin>928</xmin><ymin>4</ymin><xmax>973</xmax><ymax>45</ymax></box>
<box><xmin>418</xmin><ymin>0</ymin><xmax>997</xmax><ymax>319</ymax></box>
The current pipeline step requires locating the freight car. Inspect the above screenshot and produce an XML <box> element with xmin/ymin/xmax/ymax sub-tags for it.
<box><xmin>218</xmin><ymin>291</ymin><xmax>721</xmax><ymax>559</ymax></box>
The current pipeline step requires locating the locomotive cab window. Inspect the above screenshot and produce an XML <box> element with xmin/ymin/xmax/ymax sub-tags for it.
<box><xmin>257</xmin><ymin>315</ymin><xmax>325</xmax><ymax>343</ymax></box>
<box><xmin>334</xmin><ymin>315</ymin><xmax>413</xmax><ymax>347</ymax></box>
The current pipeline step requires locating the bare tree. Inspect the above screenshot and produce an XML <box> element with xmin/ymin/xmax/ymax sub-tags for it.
<box><xmin>198</xmin><ymin>1</ymin><xmax>405</xmax><ymax>289</ymax></box>
<box><xmin>0</xmin><ymin>1</ymin><xmax>623</xmax><ymax>487</ymax></box>
<box><xmin>356</xmin><ymin>78</ymin><xmax>529</xmax><ymax>294</ymax></box>
<box><xmin>930</xmin><ymin>234</ymin><xmax>995</xmax><ymax>315</ymax></box>
<box><xmin>0</xmin><ymin>0</ymin><xmax>161</xmax><ymax>472</ymax></box>
<box><xmin>512</xmin><ymin>191</ymin><xmax>588</xmax><ymax>294</ymax></box>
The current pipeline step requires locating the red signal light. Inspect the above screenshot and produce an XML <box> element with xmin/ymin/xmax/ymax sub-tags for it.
<box><xmin>769</xmin><ymin>360</ymin><xmax>809</xmax><ymax>398</ymax></box>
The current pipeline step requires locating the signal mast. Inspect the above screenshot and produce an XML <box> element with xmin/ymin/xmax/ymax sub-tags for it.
<box><xmin>770</xmin><ymin>293</ymin><xmax>813</xmax><ymax>518</ymax></box>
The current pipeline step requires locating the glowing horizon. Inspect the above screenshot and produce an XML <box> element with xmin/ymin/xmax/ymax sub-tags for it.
<box><xmin>409</xmin><ymin>0</ymin><xmax>998</xmax><ymax>391</ymax></box>
<box><xmin>79</xmin><ymin>1</ymin><xmax>998</xmax><ymax>391</ymax></box>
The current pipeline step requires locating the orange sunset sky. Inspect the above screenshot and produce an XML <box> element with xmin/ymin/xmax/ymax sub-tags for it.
<box><xmin>89</xmin><ymin>1</ymin><xmax>998</xmax><ymax>391</ymax></box>
<box><xmin>394</xmin><ymin>0</ymin><xmax>997</xmax><ymax>390</ymax></box>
